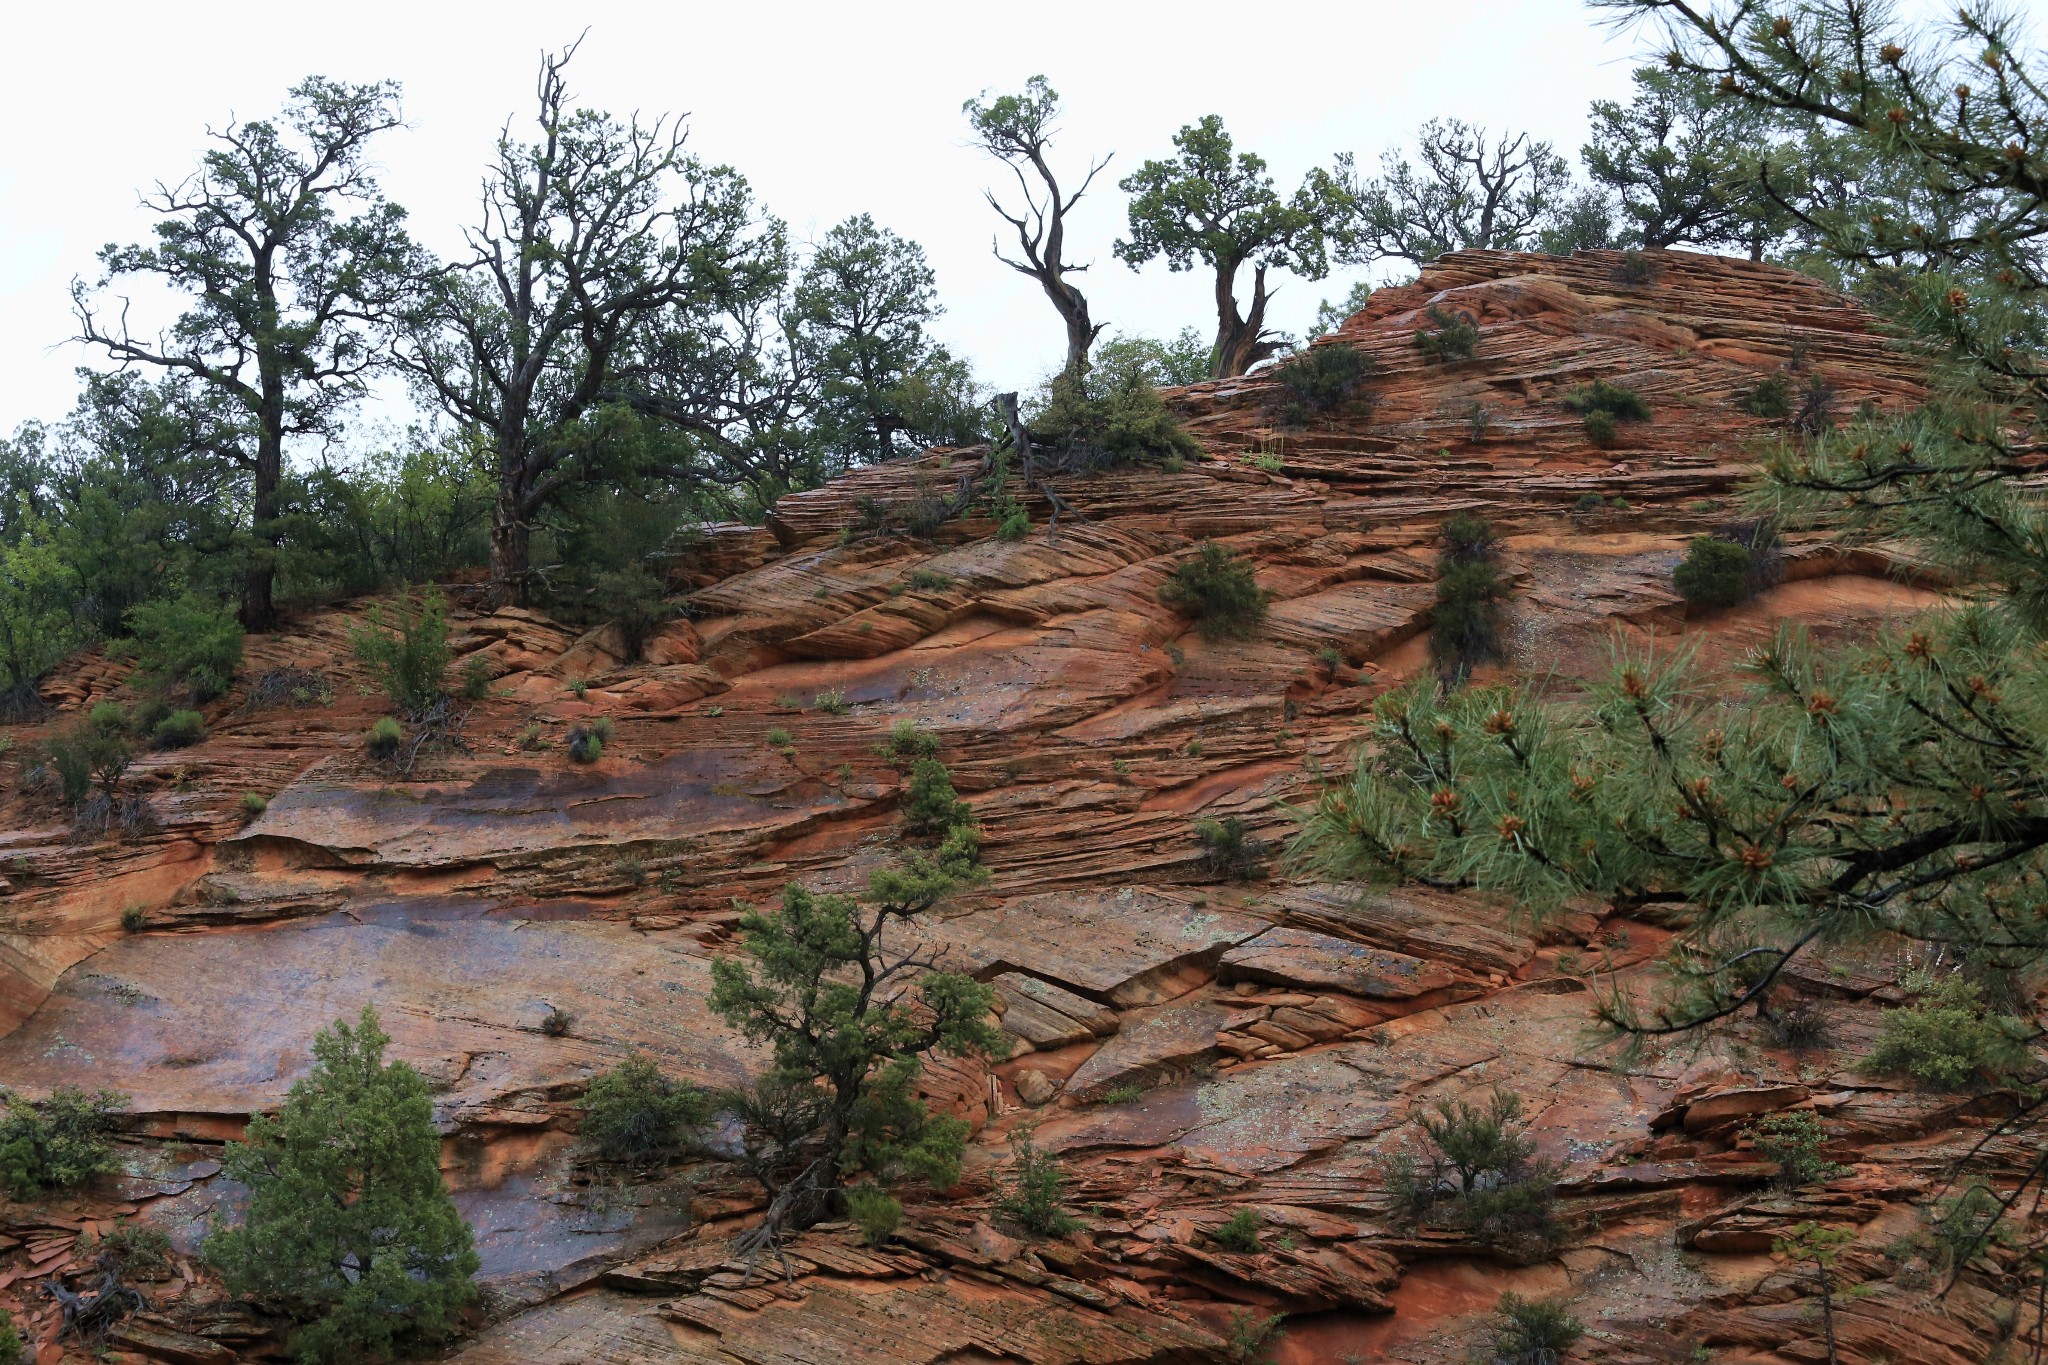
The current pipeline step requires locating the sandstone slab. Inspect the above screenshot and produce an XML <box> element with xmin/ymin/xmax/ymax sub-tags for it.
<box><xmin>1219</xmin><ymin>927</ymin><xmax>1458</xmax><ymax>999</ymax></box>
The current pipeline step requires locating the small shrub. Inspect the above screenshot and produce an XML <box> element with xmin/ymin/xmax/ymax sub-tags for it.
<box><xmin>240</xmin><ymin>792</ymin><xmax>268</xmax><ymax>820</ymax></box>
<box><xmin>765</xmin><ymin>727</ymin><xmax>793</xmax><ymax>750</ymax></box>
<box><xmin>121</xmin><ymin>595</ymin><xmax>243</xmax><ymax>703</ymax></box>
<box><xmin>1581</xmin><ymin>408</ymin><xmax>1617</xmax><ymax>446</ymax></box>
<box><xmin>1213</xmin><ymin>1207</ymin><xmax>1263</xmax><ymax>1254</ymax></box>
<box><xmin>1864</xmin><ymin>972</ymin><xmax>2033</xmax><ymax>1089</ymax></box>
<box><xmin>0</xmin><ymin>1087</ymin><xmax>126</xmax><ymax>1197</ymax></box>
<box><xmin>349</xmin><ymin>587</ymin><xmax>450</xmax><ymax>717</ymax></box>
<box><xmin>907</xmin><ymin>569</ymin><xmax>955</xmax><ymax>592</ymax></box>
<box><xmin>1316</xmin><ymin>646</ymin><xmax>1345</xmax><ymax>669</ymax></box>
<box><xmin>903</xmin><ymin>758</ymin><xmax>971</xmax><ymax>836</ymax></box>
<box><xmin>1464</xmin><ymin>399</ymin><xmax>1493</xmax><ymax>441</ymax></box>
<box><xmin>1160</xmin><ymin>541</ymin><xmax>1268</xmax><ymax>641</ymax></box>
<box><xmin>1793</xmin><ymin>373</ymin><xmax>1837</xmax><ymax>434</ymax></box>
<box><xmin>152</xmin><ymin>709</ymin><xmax>206</xmax><ymax>749</ymax></box>
<box><xmin>567</xmin><ymin>677</ymin><xmax>588</xmax><ymax>700</ymax></box>
<box><xmin>1161</xmin><ymin>453</ymin><xmax>1186</xmax><ymax>473</ymax></box>
<box><xmin>997</xmin><ymin>507</ymin><xmax>1031</xmax><ymax>541</ymax></box>
<box><xmin>44</xmin><ymin>706</ymin><xmax>132</xmax><ymax>806</ymax></box>
<box><xmin>994</xmin><ymin>1135</ymin><xmax>1081</xmax><ymax>1237</ymax></box>
<box><xmin>1573</xmin><ymin>491</ymin><xmax>1606</xmax><ymax>512</ymax></box>
<box><xmin>1099</xmin><ymin>1083</ymin><xmax>1145</xmax><ymax>1105</ymax></box>
<box><xmin>1747</xmin><ymin>1110</ymin><xmax>1849</xmax><ymax>1190</ymax></box>
<box><xmin>567</xmin><ymin>717</ymin><xmax>613</xmax><ymax>764</ymax></box>
<box><xmin>516</xmin><ymin>722</ymin><xmax>548</xmax><ymax>751</ymax></box>
<box><xmin>1384</xmin><ymin>1088</ymin><xmax>1561</xmax><ymax>1260</ymax></box>
<box><xmin>881</xmin><ymin>720</ymin><xmax>940</xmax><ymax>762</ymax></box>
<box><xmin>580</xmin><ymin>1056</ymin><xmax>710</xmax><ymax>1165</ymax></box>
<box><xmin>775</xmin><ymin>692</ymin><xmax>802</xmax><ymax>711</ymax></box>
<box><xmin>1429</xmin><ymin>515</ymin><xmax>1511</xmax><ymax>684</ymax></box>
<box><xmin>86</xmin><ymin>1223</ymin><xmax>173</xmax><ymax>1280</ymax></box>
<box><xmin>846</xmin><ymin>1185</ymin><xmax>903</xmax><ymax>1245</ymax></box>
<box><xmin>1744</xmin><ymin>372</ymin><xmax>1794</xmax><ymax>418</ymax></box>
<box><xmin>121</xmin><ymin>904</ymin><xmax>147</xmax><ymax>931</ymax></box>
<box><xmin>458</xmin><ymin>656</ymin><xmax>493</xmax><ymax>702</ymax></box>
<box><xmin>1248</xmin><ymin>448</ymin><xmax>1285</xmax><ymax>474</ymax></box>
<box><xmin>1185</xmin><ymin>738</ymin><xmax>1204</xmax><ymax>757</ymax></box>
<box><xmin>1493</xmin><ymin>1292</ymin><xmax>1584</xmax><ymax>1364</ymax></box>
<box><xmin>0</xmin><ymin>1308</ymin><xmax>20</xmax><ymax>1365</ymax></box>
<box><xmin>1194</xmin><ymin>816</ymin><xmax>1266</xmax><ymax>881</ymax></box>
<box><xmin>814</xmin><ymin>689</ymin><xmax>851</xmax><ymax>716</ymax></box>
<box><xmin>1672</xmin><ymin>537</ymin><xmax>1754</xmax><ymax>610</ymax></box>
<box><xmin>1932</xmin><ymin>1183</ymin><xmax>2010</xmax><ymax>1267</ymax></box>
<box><xmin>1561</xmin><ymin>379</ymin><xmax>1651</xmax><ymax>423</ymax></box>
<box><xmin>1413</xmin><ymin>305</ymin><xmax>1479</xmax><ymax>362</ymax></box>
<box><xmin>243</xmin><ymin>667</ymin><xmax>335</xmax><ymax>711</ymax></box>
<box><xmin>540</xmin><ymin>1007</ymin><xmax>572</xmax><ymax>1038</ymax></box>
<box><xmin>366</xmin><ymin>716</ymin><xmax>403</xmax><ymax>761</ymax></box>
<box><xmin>1033</xmin><ymin>371</ymin><xmax>1200</xmax><ymax>467</ymax></box>
<box><xmin>1223</xmin><ymin>1311</ymin><xmax>1286</xmax><ymax>1364</ymax></box>
<box><xmin>1759</xmin><ymin>997</ymin><xmax>1833</xmax><ymax>1051</ymax></box>
<box><xmin>1611</xmin><ymin>248</ymin><xmax>1657</xmax><ymax>285</ymax></box>
<box><xmin>1271</xmin><ymin>344</ymin><xmax>1375</xmax><ymax>425</ymax></box>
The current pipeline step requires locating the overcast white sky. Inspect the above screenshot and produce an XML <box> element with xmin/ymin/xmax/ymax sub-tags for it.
<box><xmin>0</xmin><ymin>0</ymin><xmax>1674</xmax><ymax>436</ymax></box>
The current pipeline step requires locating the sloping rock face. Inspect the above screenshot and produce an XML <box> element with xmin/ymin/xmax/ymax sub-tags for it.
<box><xmin>2</xmin><ymin>250</ymin><xmax>2037</xmax><ymax>1364</ymax></box>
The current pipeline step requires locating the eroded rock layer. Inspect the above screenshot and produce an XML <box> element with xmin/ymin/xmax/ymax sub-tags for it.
<box><xmin>2</xmin><ymin>250</ymin><xmax>2038</xmax><ymax>1365</ymax></box>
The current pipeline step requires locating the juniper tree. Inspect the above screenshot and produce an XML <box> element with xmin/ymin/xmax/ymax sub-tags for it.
<box><xmin>709</xmin><ymin>828</ymin><xmax>1001</xmax><ymax>1249</ymax></box>
<box><xmin>209</xmin><ymin>1008</ymin><xmax>477</xmax><ymax>1363</ymax></box>
<box><xmin>1299</xmin><ymin>0</ymin><xmax>2048</xmax><ymax>1251</ymax></box>
<box><xmin>72</xmin><ymin>78</ymin><xmax>417</xmax><ymax>629</ymax></box>
<box><xmin>401</xmin><ymin>41</ymin><xmax>791</xmax><ymax>605</ymax></box>
<box><xmin>1115</xmin><ymin>116</ymin><xmax>1349</xmax><ymax>378</ymax></box>
<box><xmin>1339</xmin><ymin>120</ymin><xmax>1571</xmax><ymax>267</ymax></box>
<box><xmin>964</xmin><ymin>77</ymin><xmax>1110</xmax><ymax>384</ymax></box>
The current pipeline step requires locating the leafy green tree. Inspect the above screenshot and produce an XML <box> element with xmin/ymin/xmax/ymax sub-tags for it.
<box><xmin>28</xmin><ymin>374</ymin><xmax>246</xmax><ymax>635</ymax></box>
<box><xmin>964</xmin><ymin>77</ymin><xmax>1109</xmax><ymax>384</ymax></box>
<box><xmin>708</xmin><ymin>832</ymin><xmax>1001</xmax><ymax>1241</ymax></box>
<box><xmin>0</xmin><ymin>1087</ymin><xmax>126</xmax><ymax>1198</ymax></box>
<box><xmin>120</xmin><ymin>595</ymin><xmax>243</xmax><ymax>703</ymax></box>
<box><xmin>1583</xmin><ymin>65</ymin><xmax>1786</xmax><ymax>256</ymax></box>
<box><xmin>1116</xmin><ymin>116</ymin><xmax>1350</xmax><ymax>377</ymax></box>
<box><xmin>0</xmin><ymin>512</ymin><xmax>88</xmax><ymax>713</ymax></box>
<box><xmin>793</xmin><ymin>215</ymin><xmax>982</xmax><ymax>465</ymax></box>
<box><xmin>402</xmin><ymin>42</ymin><xmax>790</xmax><ymax>605</ymax></box>
<box><xmin>280</xmin><ymin>435</ymin><xmax>494</xmax><ymax>601</ymax></box>
<box><xmin>209</xmin><ymin>1008</ymin><xmax>477</xmax><ymax>1364</ymax></box>
<box><xmin>1312</xmin><ymin>280</ymin><xmax>1374</xmax><ymax>339</ymax></box>
<box><xmin>1340</xmin><ymin>120</ymin><xmax>1571</xmax><ymax>267</ymax></box>
<box><xmin>72</xmin><ymin>78</ymin><xmax>417</xmax><ymax>630</ymax></box>
<box><xmin>1091</xmin><ymin>329</ymin><xmax>1214</xmax><ymax>389</ymax></box>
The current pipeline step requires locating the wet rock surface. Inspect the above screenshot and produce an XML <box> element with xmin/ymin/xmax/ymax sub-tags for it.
<box><xmin>3</xmin><ymin>250</ymin><xmax>2035</xmax><ymax>1363</ymax></box>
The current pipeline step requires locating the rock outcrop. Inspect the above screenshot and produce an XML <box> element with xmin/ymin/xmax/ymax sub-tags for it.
<box><xmin>2</xmin><ymin>250</ymin><xmax>2038</xmax><ymax>1365</ymax></box>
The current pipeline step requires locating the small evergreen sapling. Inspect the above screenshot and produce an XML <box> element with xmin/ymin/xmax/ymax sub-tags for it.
<box><xmin>208</xmin><ymin>1007</ymin><xmax>478</xmax><ymax>1364</ymax></box>
<box><xmin>994</xmin><ymin>1134</ymin><xmax>1081</xmax><ymax>1237</ymax></box>
<box><xmin>1428</xmin><ymin>513</ymin><xmax>1511</xmax><ymax>685</ymax></box>
<box><xmin>709</xmin><ymin>834</ymin><xmax>1001</xmax><ymax>1242</ymax></box>
<box><xmin>348</xmin><ymin>587</ymin><xmax>451</xmax><ymax>717</ymax></box>
<box><xmin>1160</xmin><ymin>541</ymin><xmax>1269</xmax><ymax>641</ymax></box>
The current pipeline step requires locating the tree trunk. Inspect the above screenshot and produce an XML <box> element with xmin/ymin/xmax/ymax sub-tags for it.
<box><xmin>1058</xmin><ymin>288</ymin><xmax>1098</xmax><ymax>386</ymax></box>
<box><xmin>242</xmin><ymin>391</ymin><xmax>285</xmax><ymax>632</ymax></box>
<box><xmin>488</xmin><ymin>493</ymin><xmax>531</xmax><ymax>610</ymax></box>
<box><xmin>1212</xmin><ymin>264</ymin><xmax>1276</xmax><ymax>379</ymax></box>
